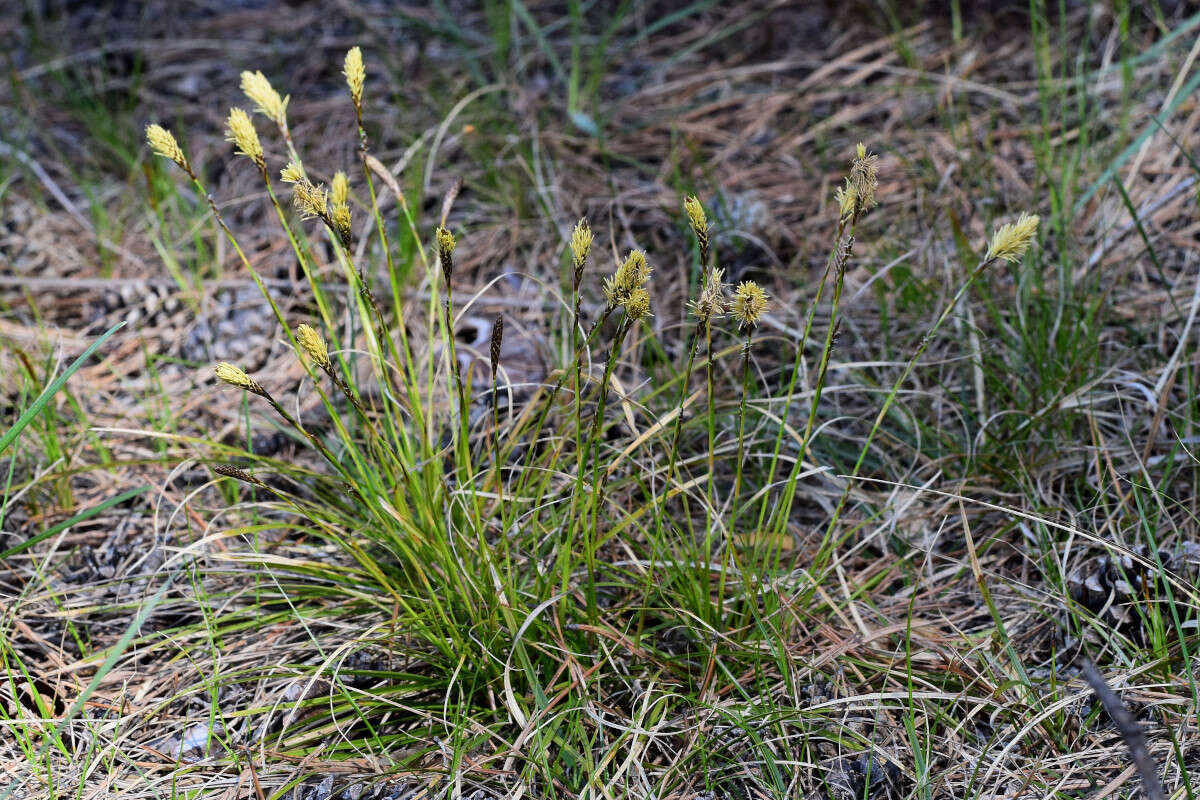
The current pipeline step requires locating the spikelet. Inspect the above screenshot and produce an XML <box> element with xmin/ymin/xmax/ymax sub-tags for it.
<box><xmin>570</xmin><ymin>218</ymin><xmax>593</xmax><ymax>288</ymax></box>
<box><xmin>624</xmin><ymin>287</ymin><xmax>652</xmax><ymax>321</ymax></box>
<box><xmin>331</xmin><ymin>171</ymin><xmax>349</xmax><ymax>206</ymax></box>
<box><xmin>691</xmin><ymin>267</ymin><xmax>728</xmax><ymax>323</ymax></box>
<box><xmin>214</xmin><ymin>465</ymin><xmax>266</xmax><ymax>487</ymax></box>
<box><xmin>226</xmin><ymin>108</ymin><xmax>264</xmax><ymax>169</ymax></box>
<box><xmin>146</xmin><ymin>124</ymin><xmax>189</xmax><ymax>170</ymax></box>
<box><xmin>849</xmin><ymin>142</ymin><xmax>879</xmax><ymax>215</ymax></box>
<box><xmin>279</xmin><ymin>161</ymin><xmax>304</xmax><ymax>183</ymax></box>
<box><xmin>602</xmin><ymin>249</ymin><xmax>652</xmax><ymax>309</ymax></box>
<box><xmin>985</xmin><ymin>212</ymin><xmax>1040</xmax><ymax>263</ymax></box>
<box><xmin>296</xmin><ymin>323</ymin><xmax>331</xmax><ymax>370</ymax></box>
<box><xmin>490</xmin><ymin>314</ymin><xmax>503</xmax><ymax>381</ymax></box>
<box><xmin>240</xmin><ymin>70</ymin><xmax>289</xmax><ymax>128</ymax></box>
<box><xmin>684</xmin><ymin>195</ymin><xmax>709</xmax><ymax>258</ymax></box>
<box><xmin>293</xmin><ymin>179</ymin><xmax>329</xmax><ymax>221</ymax></box>
<box><xmin>435</xmin><ymin>226</ymin><xmax>457</xmax><ymax>284</ymax></box>
<box><xmin>214</xmin><ymin>362</ymin><xmax>266</xmax><ymax>396</ymax></box>
<box><xmin>834</xmin><ymin>181</ymin><xmax>857</xmax><ymax>220</ymax></box>
<box><xmin>732</xmin><ymin>281</ymin><xmax>769</xmax><ymax>328</ymax></box>
<box><xmin>331</xmin><ymin>204</ymin><xmax>352</xmax><ymax>242</ymax></box>
<box><xmin>344</xmin><ymin>47</ymin><xmax>365</xmax><ymax>110</ymax></box>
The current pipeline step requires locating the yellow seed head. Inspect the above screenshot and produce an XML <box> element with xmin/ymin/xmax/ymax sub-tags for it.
<box><xmin>332</xmin><ymin>203</ymin><xmax>352</xmax><ymax>240</ymax></box>
<box><xmin>985</xmin><ymin>212</ymin><xmax>1040</xmax><ymax>263</ymax></box>
<box><xmin>624</xmin><ymin>287</ymin><xmax>651</xmax><ymax>320</ymax></box>
<box><xmin>849</xmin><ymin>142</ymin><xmax>879</xmax><ymax>214</ymax></box>
<box><xmin>684</xmin><ymin>195</ymin><xmax>708</xmax><ymax>243</ymax></box>
<box><xmin>214</xmin><ymin>362</ymin><xmax>264</xmax><ymax>395</ymax></box>
<box><xmin>691</xmin><ymin>267</ymin><xmax>728</xmax><ymax>322</ymax></box>
<box><xmin>834</xmin><ymin>180</ymin><xmax>857</xmax><ymax>220</ymax></box>
<box><xmin>570</xmin><ymin>218</ymin><xmax>593</xmax><ymax>271</ymax></box>
<box><xmin>436</xmin><ymin>226</ymin><xmax>456</xmax><ymax>257</ymax></box>
<box><xmin>279</xmin><ymin>161</ymin><xmax>303</xmax><ymax>183</ymax></box>
<box><xmin>225</xmin><ymin>107</ymin><xmax>264</xmax><ymax>168</ymax></box>
<box><xmin>331</xmin><ymin>171</ymin><xmax>349</xmax><ymax>206</ymax></box>
<box><xmin>240</xmin><ymin>70</ymin><xmax>289</xmax><ymax>128</ymax></box>
<box><xmin>603</xmin><ymin>249</ymin><xmax>652</xmax><ymax>308</ymax></box>
<box><xmin>296</xmin><ymin>323</ymin><xmax>331</xmax><ymax>369</ymax></box>
<box><xmin>146</xmin><ymin>124</ymin><xmax>188</xmax><ymax>170</ymax></box>
<box><xmin>293</xmin><ymin>179</ymin><xmax>328</xmax><ymax>220</ymax></box>
<box><xmin>732</xmin><ymin>281</ymin><xmax>769</xmax><ymax>328</ymax></box>
<box><xmin>344</xmin><ymin>46</ymin><xmax>365</xmax><ymax>108</ymax></box>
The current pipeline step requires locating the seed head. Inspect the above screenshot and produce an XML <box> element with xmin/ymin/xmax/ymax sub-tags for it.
<box><xmin>240</xmin><ymin>70</ymin><xmax>289</xmax><ymax>128</ymax></box>
<box><xmin>296</xmin><ymin>323</ymin><xmax>330</xmax><ymax>370</ymax></box>
<box><xmin>834</xmin><ymin>181</ymin><xmax>857</xmax><ymax>220</ymax></box>
<box><xmin>684</xmin><ymin>195</ymin><xmax>709</xmax><ymax>252</ymax></box>
<box><xmin>214</xmin><ymin>362</ymin><xmax>265</xmax><ymax>396</ymax></box>
<box><xmin>436</xmin><ymin>226</ymin><xmax>456</xmax><ymax>282</ymax></box>
<box><xmin>225</xmin><ymin>107</ymin><xmax>264</xmax><ymax>169</ymax></box>
<box><xmin>344</xmin><ymin>47</ymin><xmax>365</xmax><ymax>109</ymax></box>
<box><xmin>732</xmin><ymin>281</ymin><xmax>769</xmax><ymax>328</ymax></box>
<box><xmin>490</xmin><ymin>314</ymin><xmax>503</xmax><ymax>379</ymax></box>
<box><xmin>146</xmin><ymin>124</ymin><xmax>189</xmax><ymax>170</ymax></box>
<box><xmin>293</xmin><ymin>179</ymin><xmax>329</xmax><ymax>221</ymax></box>
<box><xmin>985</xmin><ymin>212</ymin><xmax>1040</xmax><ymax>263</ymax></box>
<box><xmin>848</xmin><ymin>142</ymin><xmax>879</xmax><ymax>215</ymax></box>
<box><xmin>602</xmin><ymin>249</ymin><xmax>652</xmax><ymax>308</ymax></box>
<box><xmin>214</xmin><ymin>465</ymin><xmax>266</xmax><ymax>487</ymax></box>
<box><xmin>624</xmin><ymin>287</ymin><xmax>652</xmax><ymax>321</ymax></box>
<box><xmin>570</xmin><ymin>218</ymin><xmax>592</xmax><ymax>281</ymax></box>
<box><xmin>331</xmin><ymin>203</ymin><xmax>352</xmax><ymax>243</ymax></box>
<box><xmin>331</xmin><ymin>171</ymin><xmax>349</xmax><ymax>206</ymax></box>
<box><xmin>279</xmin><ymin>161</ymin><xmax>303</xmax><ymax>183</ymax></box>
<box><xmin>691</xmin><ymin>266</ymin><xmax>728</xmax><ymax>323</ymax></box>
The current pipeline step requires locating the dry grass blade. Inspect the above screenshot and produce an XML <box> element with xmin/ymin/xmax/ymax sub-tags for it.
<box><xmin>1080</xmin><ymin>660</ymin><xmax>1167</xmax><ymax>800</ymax></box>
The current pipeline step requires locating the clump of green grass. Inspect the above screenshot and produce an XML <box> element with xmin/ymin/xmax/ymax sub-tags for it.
<box><xmin>132</xmin><ymin>47</ymin><xmax>1090</xmax><ymax>799</ymax></box>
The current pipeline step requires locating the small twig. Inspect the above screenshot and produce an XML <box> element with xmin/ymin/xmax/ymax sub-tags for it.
<box><xmin>1080</xmin><ymin>659</ymin><xmax>1165</xmax><ymax>800</ymax></box>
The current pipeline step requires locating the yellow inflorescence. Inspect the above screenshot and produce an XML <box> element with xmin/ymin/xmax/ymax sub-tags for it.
<box><xmin>985</xmin><ymin>212</ymin><xmax>1040</xmax><ymax>263</ymax></box>
<box><xmin>240</xmin><ymin>70</ymin><xmax>289</xmax><ymax>128</ymax></box>
<box><xmin>226</xmin><ymin>108</ymin><xmax>264</xmax><ymax>167</ymax></box>
<box><xmin>214</xmin><ymin>362</ymin><xmax>263</xmax><ymax>394</ymax></box>
<box><xmin>344</xmin><ymin>47</ymin><xmax>365</xmax><ymax>109</ymax></box>
<box><xmin>692</xmin><ymin>267</ymin><xmax>728</xmax><ymax>323</ymax></box>
<box><xmin>570</xmin><ymin>218</ymin><xmax>593</xmax><ymax>270</ymax></box>
<box><xmin>146</xmin><ymin>124</ymin><xmax>188</xmax><ymax>169</ymax></box>
<box><xmin>279</xmin><ymin>161</ymin><xmax>303</xmax><ymax>184</ymax></box>
<box><xmin>602</xmin><ymin>249</ymin><xmax>652</xmax><ymax>309</ymax></box>
<box><xmin>293</xmin><ymin>179</ymin><xmax>329</xmax><ymax>220</ymax></box>
<box><xmin>625</xmin><ymin>287</ymin><xmax>652</xmax><ymax>321</ymax></box>
<box><xmin>684</xmin><ymin>196</ymin><xmax>708</xmax><ymax>242</ymax></box>
<box><xmin>732</xmin><ymin>281</ymin><xmax>769</xmax><ymax>328</ymax></box>
<box><xmin>331</xmin><ymin>171</ymin><xmax>349</xmax><ymax>207</ymax></box>
<box><xmin>296</xmin><ymin>323</ymin><xmax>331</xmax><ymax>369</ymax></box>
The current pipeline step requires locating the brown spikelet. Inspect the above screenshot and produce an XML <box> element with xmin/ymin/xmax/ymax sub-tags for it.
<box><xmin>214</xmin><ymin>465</ymin><xmax>267</xmax><ymax>488</ymax></box>
<box><xmin>490</xmin><ymin>314</ymin><xmax>503</xmax><ymax>382</ymax></box>
<box><xmin>440</xmin><ymin>177</ymin><xmax>463</xmax><ymax>228</ymax></box>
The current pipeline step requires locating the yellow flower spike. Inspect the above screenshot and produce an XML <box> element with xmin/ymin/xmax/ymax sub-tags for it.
<box><xmin>214</xmin><ymin>362</ymin><xmax>265</xmax><ymax>396</ymax></box>
<box><xmin>344</xmin><ymin>46</ymin><xmax>365</xmax><ymax>109</ymax></box>
<box><xmin>603</xmin><ymin>249</ymin><xmax>652</xmax><ymax>309</ymax></box>
<box><xmin>684</xmin><ymin>195</ymin><xmax>709</xmax><ymax>249</ymax></box>
<box><xmin>331</xmin><ymin>171</ymin><xmax>349</xmax><ymax>207</ymax></box>
<box><xmin>624</xmin><ymin>287</ymin><xmax>651</xmax><ymax>321</ymax></box>
<box><xmin>292</xmin><ymin>179</ymin><xmax>329</xmax><ymax>221</ymax></box>
<box><xmin>985</xmin><ymin>212</ymin><xmax>1040</xmax><ymax>263</ymax></box>
<box><xmin>570</xmin><ymin>218</ymin><xmax>593</xmax><ymax>271</ymax></box>
<box><xmin>436</xmin><ymin>226</ymin><xmax>456</xmax><ymax>282</ymax></box>
<box><xmin>849</xmin><ymin>142</ymin><xmax>879</xmax><ymax>215</ymax></box>
<box><xmin>225</xmin><ymin>108</ymin><xmax>264</xmax><ymax>168</ymax></box>
<box><xmin>834</xmin><ymin>180</ymin><xmax>857</xmax><ymax>220</ymax></box>
<box><xmin>279</xmin><ymin>162</ymin><xmax>303</xmax><ymax>184</ymax></box>
<box><xmin>732</xmin><ymin>281</ymin><xmax>769</xmax><ymax>328</ymax></box>
<box><xmin>240</xmin><ymin>70</ymin><xmax>289</xmax><ymax>128</ymax></box>
<box><xmin>331</xmin><ymin>203</ymin><xmax>352</xmax><ymax>242</ymax></box>
<box><xmin>691</xmin><ymin>267</ymin><xmax>728</xmax><ymax>323</ymax></box>
<box><xmin>296</xmin><ymin>323</ymin><xmax>331</xmax><ymax>370</ymax></box>
<box><xmin>145</xmin><ymin>124</ymin><xmax>189</xmax><ymax>170</ymax></box>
